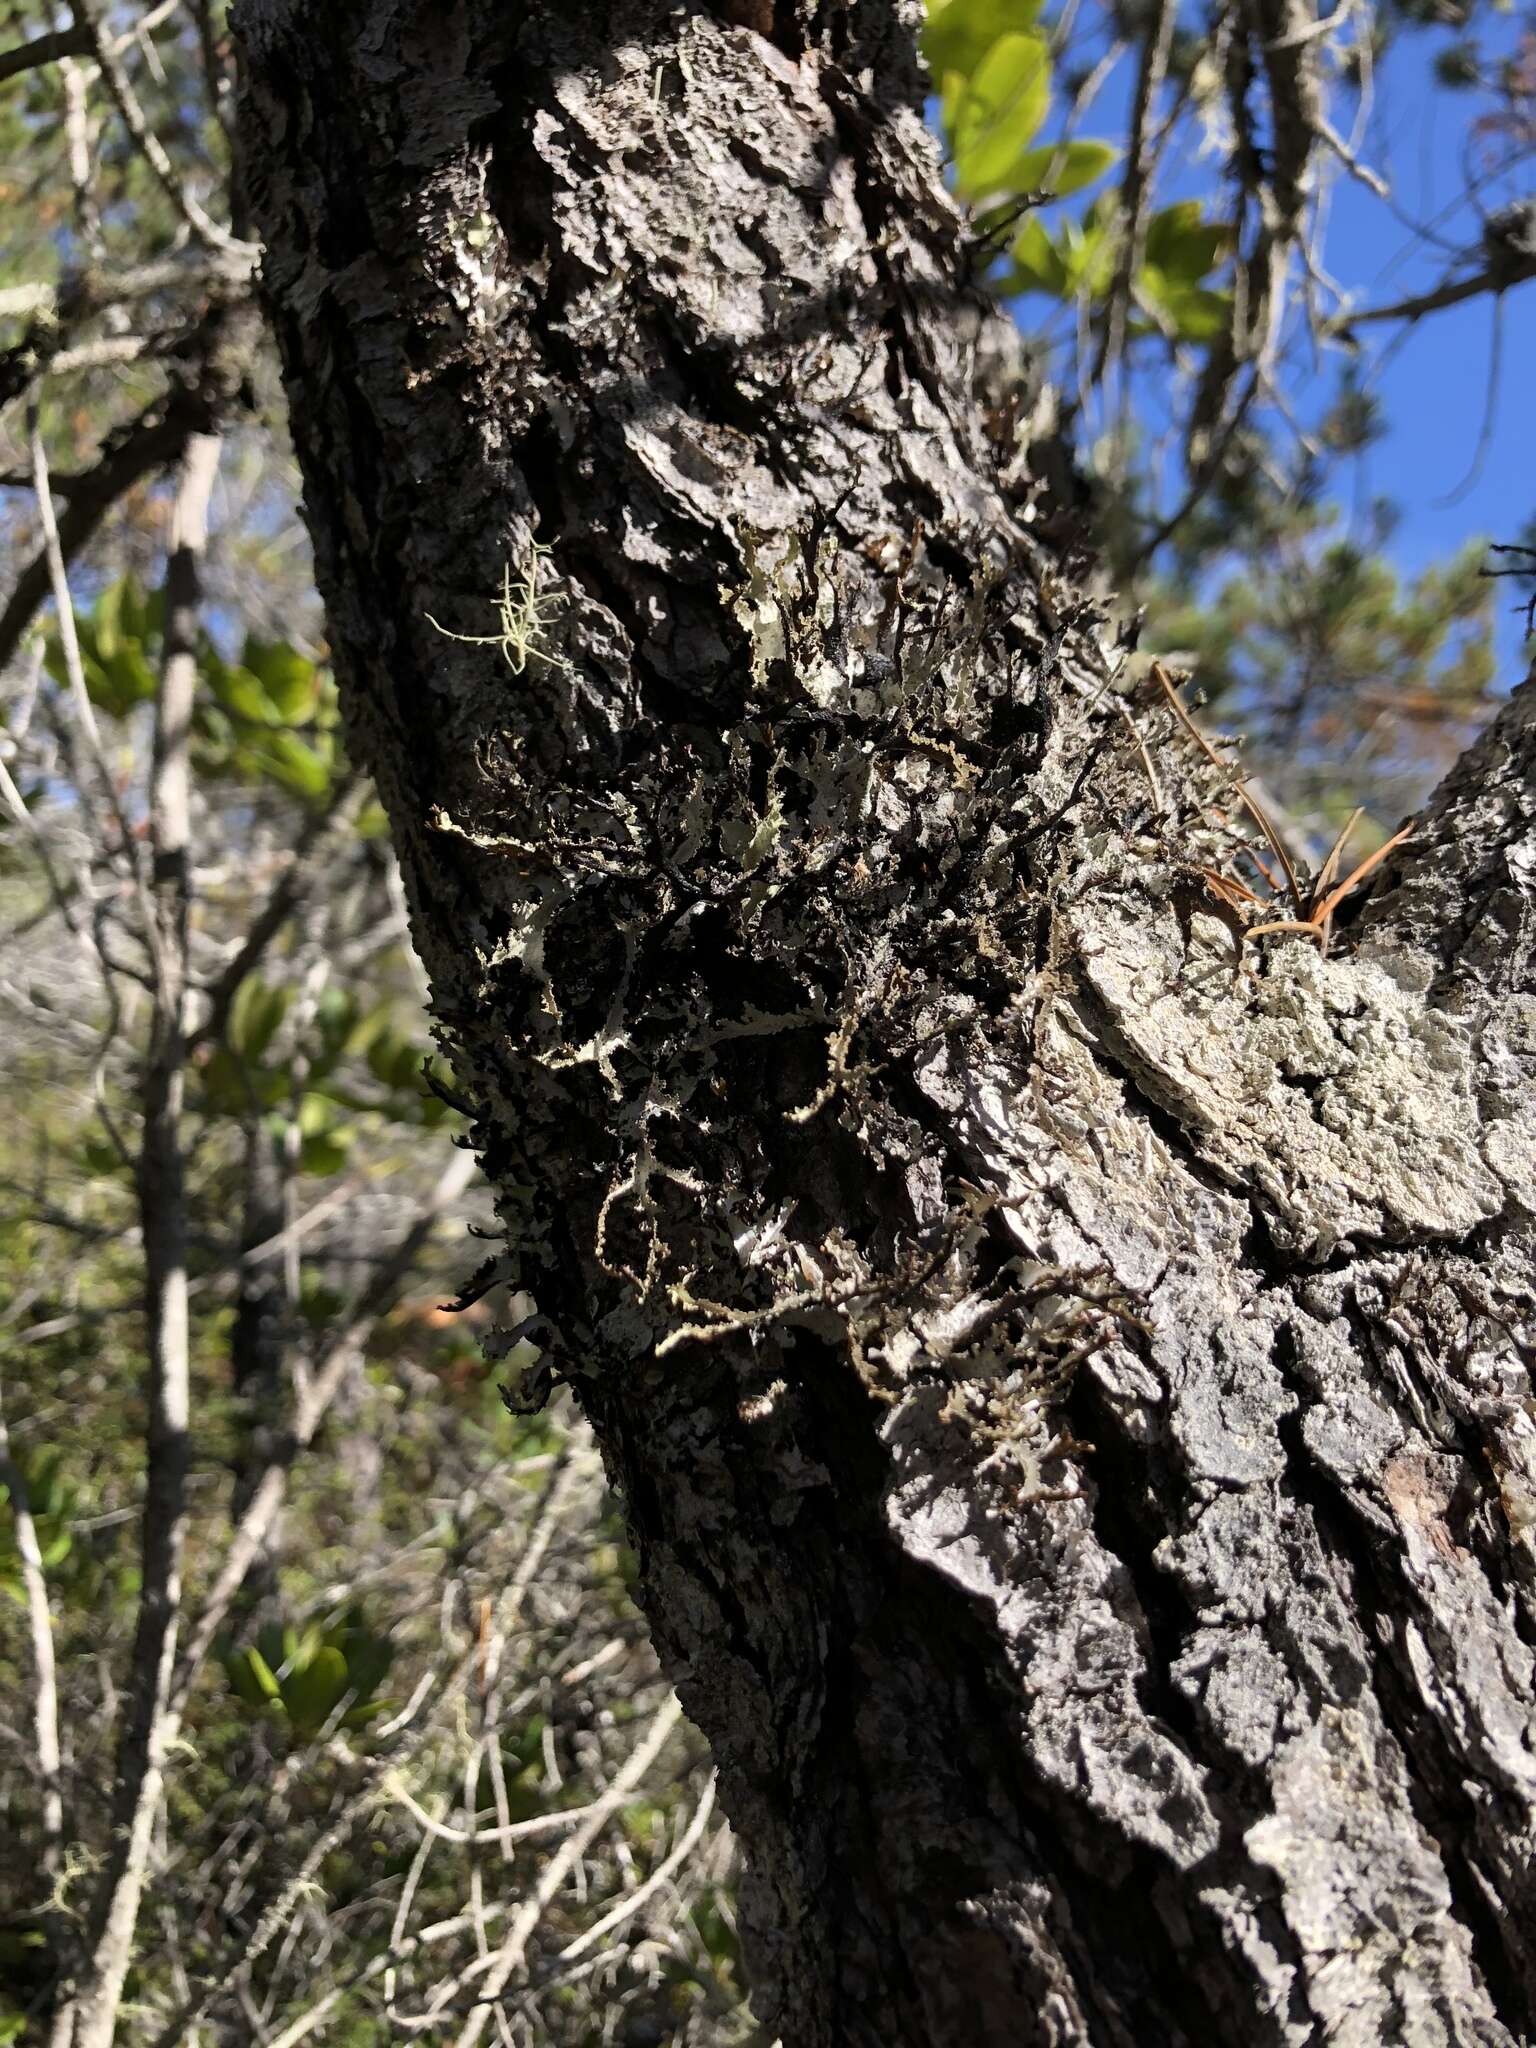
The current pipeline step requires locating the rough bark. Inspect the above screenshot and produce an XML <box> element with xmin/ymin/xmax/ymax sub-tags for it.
<box><xmin>235</xmin><ymin>3</ymin><xmax>1536</xmax><ymax>2042</ymax></box>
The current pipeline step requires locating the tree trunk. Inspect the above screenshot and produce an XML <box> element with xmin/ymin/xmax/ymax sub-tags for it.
<box><xmin>234</xmin><ymin>3</ymin><xmax>1536</xmax><ymax>2041</ymax></box>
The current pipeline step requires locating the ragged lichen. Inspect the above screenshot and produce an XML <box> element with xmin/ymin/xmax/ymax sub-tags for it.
<box><xmin>424</xmin><ymin>540</ymin><xmax>575</xmax><ymax>681</ymax></box>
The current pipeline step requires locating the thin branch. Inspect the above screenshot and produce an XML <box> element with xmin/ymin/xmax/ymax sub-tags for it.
<box><xmin>226</xmin><ymin>1888</ymin><xmax>524</xmax><ymax>2048</ymax></box>
<box><xmin>1129</xmin><ymin>366</ymin><xmax>1262</xmax><ymax>571</ymax></box>
<box><xmin>68</xmin><ymin>434</ymin><xmax>221</xmax><ymax>2048</ymax></box>
<box><xmin>1313</xmin><ymin>111</ymin><xmax>1388</xmax><ymax>200</ymax></box>
<box><xmin>27</xmin><ymin>406</ymin><xmax>114</xmax><ymax>798</ymax></box>
<box><xmin>0</xmin><ymin>1379</ymin><xmax>64</xmax><ymax>1875</ymax></box>
<box><xmin>47</xmin><ymin>335</ymin><xmax>157</xmax><ymax>377</ymax></box>
<box><xmin>1332</xmin><ymin>252</ymin><xmax>1536</xmax><ymax>330</ymax></box>
<box><xmin>68</xmin><ymin>0</ymin><xmax>253</xmax><ymax>259</ymax></box>
<box><xmin>0</xmin><ymin>393</ymin><xmax>207</xmax><ymax>679</ymax></box>
<box><xmin>0</xmin><ymin>26</ymin><xmax>92</xmax><ymax>85</ymax></box>
<box><xmin>413</xmin><ymin>1697</ymin><xmax>686</xmax><ymax>2048</ymax></box>
<box><xmin>148</xmin><ymin>1443</ymin><xmax>584</xmax><ymax>2048</ymax></box>
<box><xmin>0</xmin><ymin>249</ymin><xmax>253</xmax><ymax>330</ymax></box>
<box><xmin>1435</xmin><ymin>294</ymin><xmax>1504</xmax><ymax>510</ymax></box>
<box><xmin>169</xmin><ymin>1147</ymin><xmax>479</xmax><ymax>1713</ymax></box>
<box><xmin>59</xmin><ymin>54</ymin><xmax>106</xmax><ymax>262</ymax></box>
<box><xmin>1094</xmin><ymin>0</ymin><xmax>1177</xmax><ymax>391</ymax></box>
<box><xmin>188</xmin><ymin>778</ymin><xmax>363</xmax><ymax>1052</ymax></box>
<box><xmin>111</xmin><ymin>0</ymin><xmax>186</xmax><ymax>58</ymax></box>
<box><xmin>557</xmin><ymin>1774</ymin><xmax>718</xmax><ymax>1962</ymax></box>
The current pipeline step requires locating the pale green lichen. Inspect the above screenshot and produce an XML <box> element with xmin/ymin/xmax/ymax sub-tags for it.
<box><xmin>425</xmin><ymin>541</ymin><xmax>574</xmax><ymax>678</ymax></box>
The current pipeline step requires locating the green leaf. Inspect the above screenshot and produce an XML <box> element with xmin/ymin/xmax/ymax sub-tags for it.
<box><xmin>226</xmin><ymin>976</ymin><xmax>291</xmax><ymax>1064</ymax></box>
<box><xmin>922</xmin><ymin>0</ymin><xmax>1045</xmax><ymax>84</ymax></box>
<box><xmin>282</xmin><ymin>1645</ymin><xmax>350</xmax><ymax>1738</ymax></box>
<box><xmin>329</xmin><ymin>1615</ymin><xmax>394</xmax><ymax>1695</ymax></box>
<box><xmin>225</xmin><ymin>1645</ymin><xmax>283</xmax><ymax>1708</ymax></box>
<box><xmin>208</xmin><ymin>654</ymin><xmax>284</xmax><ymax>727</ymax></box>
<box><xmin>93</xmin><ymin>576</ymin><xmax>126</xmax><ymax>663</ymax></box>
<box><xmin>1143</xmin><ymin>202</ymin><xmax>1232</xmax><ymax>283</ymax></box>
<box><xmin>98</xmin><ymin>643</ymin><xmax>158</xmax><ymax>715</ymax></box>
<box><xmin>78</xmin><ymin>1132</ymin><xmax>126</xmax><ymax>1178</ymax></box>
<box><xmin>240</xmin><ymin>637</ymin><xmax>321</xmax><ymax>723</ymax></box>
<box><xmin>366</xmin><ymin>1026</ymin><xmax>424</xmax><ymax>1093</ymax></box>
<box><xmin>313</xmin><ymin>985</ymin><xmax>359</xmax><ymax>1057</ymax></box>
<box><xmin>198</xmin><ymin>1045</ymin><xmax>285</xmax><ymax>1116</ymax></box>
<box><xmin>44</xmin><ymin>601</ymin><xmax>158</xmax><ymax>716</ymax></box>
<box><xmin>1012</xmin><ymin>202</ymin><xmax>1121</xmax><ymax>303</ymax></box>
<box><xmin>242</xmin><ymin>731</ymin><xmax>335</xmax><ymax>802</ymax></box>
<box><xmin>291</xmin><ymin>1098</ymin><xmax>354</xmax><ymax>1177</ymax></box>
<box><xmin>1063</xmin><ymin>201</ymin><xmax>1121</xmax><ymax>297</ymax></box>
<box><xmin>1007</xmin><ymin>215</ymin><xmax>1072</xmax><ymax>295</ymax></box>
<box><xmin>258</xmin><ymin>1622</ymin><xmax>300</xmax><ymax>1675</ymax></box>
<box><xmin>340</xmin><ymin>1696</ymin><xmax>394</xmax><ymax>1732</ymax></box>
<box><xmin>950</xmin><ymin>32</ymin><xmax>1052</xmax><ymax>200</ymax></box>
<box><xmin>14</xmin><ymin>1450</ymin><xmax>62</xmax><ymax>1509</ymax></box>
<box><xmin>1006</xmin><ymin>138</ymin><xmax>1118</xmax><ymax>197</ymax></box>
<box><xmin>1138</xmin><ymin>272</ymin><xmax>1231</xmax><ymax>339</ymax></box>
<box><xmin>118</xmin><ymin>576</ymin><xmax>162</xmax><ymax>644</ymax></box>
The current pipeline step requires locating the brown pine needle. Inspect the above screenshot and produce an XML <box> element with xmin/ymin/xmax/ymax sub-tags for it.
<box><xmin>1310</xmin><ymin>821</ymin><xmax>1414</xmax><ymax>927</ymax></box>
<box><xmin>1198</xmin><ymin>865</ymin><xmax>1264</xmax><ymax>912</ymax></box>
<box><xmin>1148</xmin><ymin>665</ymin><xmax>1414</xmax><ymax>956</ymax></box>
<box><xmin>1312</xmin><ymin>807</ymin><xmax>1364</xmax><ymax>902</ymax></box>
<box><xmin>1153</xmin><ymin>663</ymin><xmax>1304</xmax><ymax>914</ymax></box>
<box><xmin>1248</xmin><ymin>823</ymin><xmax>1414</xmax><ymax>948</ymax></box>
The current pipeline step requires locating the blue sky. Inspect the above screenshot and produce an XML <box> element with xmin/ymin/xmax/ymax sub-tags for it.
<box><xmin>1322</xmin><ymin>22</ymin><xmax>1535</xmax><ymax>633</ymax></box>
<box><xmin>996</xmin><ymin>8</ymin><xmax>1535</xmax><ymax>672</ymax></box>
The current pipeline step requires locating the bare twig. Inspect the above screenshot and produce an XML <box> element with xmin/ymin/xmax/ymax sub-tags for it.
<box><xmin>557</xmin><ymin>1773</ymin><xmax>718</xmax><ymax>1962</ymax></box>
<box><xmin>417</xmin><ymin>1697</ymin><xmax>686</xmax><ymax>2047</ymax></box>
<box><xmin>0</xmin><ymin>25</ymin><xmax>92</xmax><ymax>85</ymax></box>
<box><xmin>68</xmin><ymin>0</ymin><xmax>252</xmax><ymax>259</ymax></box>
<box><xmin>59</xmin><ymin>55</ymin><xmax>107</xmax><ymax>262</ymax></box>
<box><xmin>0</xmin><ymin>1378</ymin><xmax>64</xmax><ymax>1874</ymax></box>
<box><xmin>0</xmin><ymin>249</ymin><xmax>253</xmax><ymax>329</ymax></box>
<box><xmin>68</xmin><ymin>433</ymin><xmax>221</xmax><ymax>2048</ymax></box>
<box><xmin>1332</xmin><ymin>252</ymin><xmax>1536</xmax><ymax>330</ymax></box>
<box><xmin>0</xmin><ymin>393</ymin><xmax>209</xmax><ymax>678</ymax></box>
<box><xmin>27</xmin><ymin>406</ymin><xmax>115</xmax><ymax>803</ymax></box>
<box><xmin>188</xmin><ymin>778</ymin><xmax>363</xmax><ymax>1051</ymax></box>
<box><xmin>1095</xmin><ymin>0</ymin><xmax>1177</xmax><ymax>392</ymax></box>
<box><xmin>170</xmin><ymin>1146</ymin><xmax>479</xmax><ymax>1712</ymax></box>
<box><xmin>1130</xmin><ymin>367</ymin><xmax>1261</xmax><ymax>571</ymax></box>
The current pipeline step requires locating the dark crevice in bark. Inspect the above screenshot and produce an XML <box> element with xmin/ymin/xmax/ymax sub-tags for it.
<box><xmin>1057</xmin><ymin>1368</ymin><xmax>1310</xmax><ymax>2048</ymax></box>
<box><xmin>1237</xmin><ymin>1205</ymin><xmax>1294</xmax><ymax>1291</ymax></box>
<box><xmin>1062</xmin><ymin>1370</ymin><xmax>1202</xmax><ymax>1755</ymax></box>
<box><xmin>895</xmin><ymin>1584</ymin><xmax>1205</xmax><ymax>2048</ymax></box>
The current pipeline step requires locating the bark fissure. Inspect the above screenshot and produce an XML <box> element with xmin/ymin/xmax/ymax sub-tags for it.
<box><xmin>1271</xmin><ymin>1325</ymin><xmax>1536</xmax><ymax>2022</ymax></box>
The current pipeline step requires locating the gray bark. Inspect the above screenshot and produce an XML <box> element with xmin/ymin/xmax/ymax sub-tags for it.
<box><xmin>234</xmin><ymin>3</ymin><xmax>1536</xmax><ymax>2042</ymax></box>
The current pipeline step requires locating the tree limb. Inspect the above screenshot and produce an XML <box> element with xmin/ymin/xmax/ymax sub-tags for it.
<box><xmin>1333</xmin><ymin>252</ymin><xmax>1536</xmax><ymax>330</ymax></box>
<box><xmin>0</xmin><ymin>26</ymin><xmax>92</xmax><ymax>85</ymax></box>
